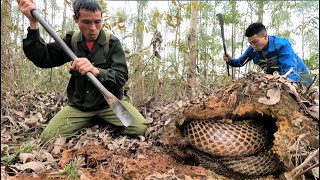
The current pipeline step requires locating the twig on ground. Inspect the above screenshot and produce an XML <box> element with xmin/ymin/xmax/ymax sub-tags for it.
<box><xmin>284</xmin><ymin>148</ymin><xmax>319</xmax><ymax>180</ymax></box>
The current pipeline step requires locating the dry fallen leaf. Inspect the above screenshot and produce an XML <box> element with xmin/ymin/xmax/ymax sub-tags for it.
<box><xmin>19</xmin><ymin>153</ymin><xmax>35</xmax><ymax>163</ymax></box>
<box><xmin>28</xmin><ymin>112</ymin><xmax>44</xmax><ymax>125</ymax></box>
<box><xmin>265</xmin><ymin>74</ymin><xmax>275</xmax><ymax>80</ymax></box>
<box><xmin>11</xmin><ymin>109</ymin><xmax>25</xmax><ymax>117</ymax></box>
<box><xmin>312</xmin><ymin>167</ymin><xmax>319</xmax><ymax>179</ymax></box>
<box><xmin>44</xmin><ymin>151</ymin><xmax>56</xmax><ymax>162</ymax></box>
<box><xmin>307</xmin><ymin>105</ymin><xmax>319</xmax><ymax>120</ymax></box>
<box><xmin>51</xmin><ymin>137</ymin><xmax>66</xmax><ymax>155</ymax></box>
<box><xmin>80</xmin><ymin>173</ymin><xmax>91</xmax><ymax>180</ymax></box>
<box><xmin>9</xmin><ymin>161</ymin><xmax>46</xmax><ymax>173</ymax></box>
<box><xmin>282</xmin><ymin>82</ymin><xmax>301</xmax><ymax>102</ymax></box>
<box><xmin>258</xmin><ymin>86</ymin><xmax>281</xmax><ymax>105</ymax></box>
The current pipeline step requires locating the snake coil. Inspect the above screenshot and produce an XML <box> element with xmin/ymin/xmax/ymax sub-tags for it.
<box><xmin>182</xmin><ymin>119</ymin><xmax>281</xmax><ymax>177</ymax></box>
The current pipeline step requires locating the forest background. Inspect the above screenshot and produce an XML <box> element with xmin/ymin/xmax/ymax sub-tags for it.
<box><xmin>1</xmin><ymin>0</ymin><xmax>319</xmax><ymax>106</ymax></box>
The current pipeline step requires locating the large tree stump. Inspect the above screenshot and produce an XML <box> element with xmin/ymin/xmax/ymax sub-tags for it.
<box><xmin>161</xmin><ymin>72</ymin><xmax>319</xmax><ymax>179</ymax></box>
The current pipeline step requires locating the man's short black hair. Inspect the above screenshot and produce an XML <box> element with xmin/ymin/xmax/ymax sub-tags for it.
<box><xmin>73</xmin><ymin>0</ymin><xmax>102</xmax><ymax>18</ymax></box>
<box><xmin>245</xmin><ymin>22</ymin><xmax>267</xmax><ymax>37</ymax></box>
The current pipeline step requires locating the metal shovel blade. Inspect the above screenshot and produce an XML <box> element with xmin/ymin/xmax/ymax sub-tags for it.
<box><xmin>104</xmin><ymin>95</ymin><xmax>134</xmax><ymax>127</ymax></box>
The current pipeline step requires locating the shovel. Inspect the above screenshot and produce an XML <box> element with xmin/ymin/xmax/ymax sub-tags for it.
<box><xmin>30</xmin><ymin>10</ymin><xmax>134</xmax><ymax>127</ymax></box>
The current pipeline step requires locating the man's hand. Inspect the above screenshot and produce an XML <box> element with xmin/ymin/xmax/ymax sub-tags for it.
<box><xmin>69</xmin><ymin>58</ymin><xmax>100</xmax><ymax>77</ymax></box>
<box><xmin>223</xmin><ymin>53</ymin><xmax>232</xmax><ymax>62</ymax></box>
<box><xmin>17</xmin><ymin>0</ymin><xmax>39</xmax><ymax>29</ymax></box>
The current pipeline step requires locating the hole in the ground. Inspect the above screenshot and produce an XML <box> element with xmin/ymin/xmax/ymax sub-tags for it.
<box><xmin>229</xmin><ymin>112</ymin><xmax>278</xmax><ymax>149</ymax></box>
<box><xmin>177</xmin><ymin>113</ymin><xmax>281</xmax><ymax>178</ymax></box>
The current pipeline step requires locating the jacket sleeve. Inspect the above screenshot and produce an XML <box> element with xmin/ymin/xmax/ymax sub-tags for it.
<box><xmin>276</xmin><ymin>41</ymin><xmax>300</xmax><ymax>82</ymax></box>
<box><xmin>97</xmin><ymin>35</ymin><xmax>128</xmax><ymax>89</ymax></box>
<box><xmin>228</xmin><ymin>46</ymin><xmax>254</xmax><ymax>67</ymax></box>
<box><xmin>22</xmin><ymin>27</ymin><xmax>71</xmax><ymax>68</ymax></box>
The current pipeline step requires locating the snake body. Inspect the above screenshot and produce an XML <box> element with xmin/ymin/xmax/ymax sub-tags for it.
<box><xmin>182</xmin><ymin>119</ymin><xmax>280</xmax><ymax>177</ymax></box>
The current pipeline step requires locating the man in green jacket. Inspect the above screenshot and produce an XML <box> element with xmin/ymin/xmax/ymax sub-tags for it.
<box><xmin>17</xmin><ymin>0</ymin><xmax>147</xmax><ymax>139</ymax></box>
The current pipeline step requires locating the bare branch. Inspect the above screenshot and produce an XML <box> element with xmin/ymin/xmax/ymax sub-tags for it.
<box><xmin>284</xmin><ymin>148</ymin><xmax>319</xmax><ymax>180</ymax></box>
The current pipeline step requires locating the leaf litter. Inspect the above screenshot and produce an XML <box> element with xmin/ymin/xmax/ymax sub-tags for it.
<box><xmin>1</xmin><ymin>90</ymin><xmax>218</xmax><ymax>180</ymax></box>
<box><xmin>1</xmin><ymin>72</ymin><xmax>319</xmax><ymax>180</ymax></box>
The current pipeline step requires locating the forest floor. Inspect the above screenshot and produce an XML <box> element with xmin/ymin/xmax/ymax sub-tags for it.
<box><xmin>1</xmin><ymin>72</ymin><xmax>319</xmax><ymax>180</ymax></box>
<box><xmin>1</xmin><ymin>90</ymin><xmax>232</xmax><ymax>180</ymax></box>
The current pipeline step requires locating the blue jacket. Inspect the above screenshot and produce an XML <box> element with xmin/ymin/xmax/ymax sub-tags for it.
<box><xmin>229</xmin><ymin>35</ymin><xmax>312</xmax><ymax>86</ymax></box>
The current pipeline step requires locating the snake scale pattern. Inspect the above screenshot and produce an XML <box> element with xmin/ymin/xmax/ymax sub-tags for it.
<box><xmin>182</xmin><ymin>119</ymin><xmax>281</xmax><ymax>177</ymax></box>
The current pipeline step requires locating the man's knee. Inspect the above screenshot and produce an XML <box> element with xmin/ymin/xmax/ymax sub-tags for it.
<box><xmin>134</xmin><ymin>123</ymin><xmax>148</xmax><ymax>135</ymax></box>
<box><xmin>41</xmin><ymin>124</ymin><xmax>75</xmax><ymax>140</ymax></box>
<box><xmin>40</xmin><ymin>129</ymin><xmax>52</xmax><ymax>140</ymax></box>
<box><xmin>123</xmin><ymin>123</ymin><xmax>147</xmax><ymax>136</ymax></box>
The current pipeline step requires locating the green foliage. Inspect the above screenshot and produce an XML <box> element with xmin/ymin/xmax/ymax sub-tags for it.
<box><xmin>1</xmin><ymin>141</ymin><xmax>35</xmax><ymax>165</ymax></box>
<box><xmin>150</xmin><ymin>10</ymin><xmax>163</xmax><ymax>29</ymax></box>
<box><xmin>63</xmin><ymin>160</ymin><xmax>81</xmax><ymax>179</ymax></box>
<box><xmin>1</xmin><ymin>153</ymin><xmax>17</xmax><ymax>165</ymax></box>
<box><xmin>99</xmin><ymin>0</ymin><xmax>107</xmax><ymax>12</ymax></box>
<box><xmin>223</xmin><ymin>0</ymin><xmax>243</xmax><ymax>24</ymax></box>
<box><xmin>1</xmin><ymin>44</ymin><xmax>69</xmax><ymax>92</ymax></box>
<box><xmin>269</xmin><ymin>1</ymin><xmax>293</xmax><ymax>33</ymax></box>
<box><xmin>164</xmin><ymin>12</ymin><xmax>183</xmax><ymax>29</ymax></box>
<box><xmin>278</xmin><ymin>30</ymin><xmax>291</xmax><ymax>39</ymax></box>
<box><xmin>19</xmin><ymin>141</ymin><xmax>34</xmax><ymax>153</ymax></box>
<box><xmin>304</xmin><ymin>53</ymin><xmax>319</xmax><ymax>70</ymax></box>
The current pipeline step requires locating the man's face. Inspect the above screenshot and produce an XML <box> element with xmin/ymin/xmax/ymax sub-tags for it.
<box><xmin>73</xmin><ymin>9</ymin><xmax>102</xmax><ymax>42</ymax></box>
<box><xmin>247</xmin><ymin>33</ymin><xmax>268</xmax><ymax>51</ymax></box>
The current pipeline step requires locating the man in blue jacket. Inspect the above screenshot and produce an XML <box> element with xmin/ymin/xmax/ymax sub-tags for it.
<box><xmin>223</xmin><ymin>22</ymin><xmax>312</xmax><ymax>86</ymax></box>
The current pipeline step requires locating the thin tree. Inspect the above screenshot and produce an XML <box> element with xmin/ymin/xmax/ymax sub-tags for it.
<box><xmin>187</xmin><ymin>1</ymin><xmax>198</xmax><ymax>98</ymax></box>
<box><xmin>1</xmin><ymin>0</ymin><xmax>12</xmax><ymax>87</ymax></box>
<box><xmin>135</xmin><ymin>0</ymin><xmax>147</xmax><ymax>51</ymax></box>
<box><xmin>257</xmin><ymin>0</ymin><xmax>265</xmax><ymax>23</ymax></box>
<box><xmin>61</xmin><ymin>0</ymin><xmax>68</xmax><ymax>36</ymax></box>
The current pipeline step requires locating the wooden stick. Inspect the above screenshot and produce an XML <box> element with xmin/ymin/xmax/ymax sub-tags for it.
<box><xmin>284</xmin><ymin>148</ymin><xmax>319</xmax><ymax>180</ymax></box>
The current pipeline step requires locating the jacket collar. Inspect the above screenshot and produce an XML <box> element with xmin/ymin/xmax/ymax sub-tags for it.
<box><xmin>267</xmin><ymin>35</ymin><xmax>275</xmax><ymax>52</ymax></box>
<box><xmin>251</xmin><ymin>35</ymin><xmax>275</xmax><ymax>53</ymax></box>
<box><xmin>77</xmin><ymin>30</ymin><xmax>106</xmax><ymax>45</ymax></box>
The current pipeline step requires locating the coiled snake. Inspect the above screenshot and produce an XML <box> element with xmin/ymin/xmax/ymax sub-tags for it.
<box><xmin>182</xmin><ymin>120</ymin><xmax>281</xmax><ymax>177</ymax></box>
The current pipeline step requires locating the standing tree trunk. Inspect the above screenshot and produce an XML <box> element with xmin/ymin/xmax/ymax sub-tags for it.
<box><xmin>301</xmin><ymin>14</ymin><xmax>305</xmax><ymax>60</ymax></box>
<box><xmin>43</xmin><ymin>0</ymin><xmax>48</xmax><ymax>41</ymax></box>
<box><xmin>187</xmin><ymin>1</ymin><xmax>198</xmax><ymax>98</ymax></box>
<box><xmin>255</xmin><ymin>0</ymin><xmax>265</xmax><ymax>73</ymax></box>
<box><xmin>231</xmin><ymin>22</ymin><xmax>236</xmax><ymax>79</ymax></box>
<box><xmin>14</xmin><ymin>11</ymin><xmax>20</xmax><ymax>45</ymax></box>
<box><xmin>245</xmin><ymin>2</ymin><xmax>255</xmax><ymax>73</ymax></box>
<box><xmin>211</xmin><ymin>1</ymin><xmax>218</xmax><ymax>75</ymax></box>
<box><xmin>241</xmin><ymin>4</ymin><xmax>249</xmax><ymax>55</ymax></box>
<box><xmin>174</xmin><ymin>5</ymin><xmax>182</xmax><ymax>82</ymax></box>
<box><xmin>61</xmin><ymin>0</ymin><xmax>67</xmax><ymax>36</ymax></box>
<box><xmin>242</xmin><ymin>4</ymin><xmax>249</xmax><ymax>74</ymax></box>
<box><xmin>203</xmin><ymin>14</ymin><xmax>208</xmax><ymax>79</ymax></box>
<box><xmin>1</xmin><ymin>0</ymin><xmax>12</xmax><ymax>88</ymax></box>
<box><xmin>49</xmin><ymin>0</ymin><xmax>57</xmax><ymax>42</ymax></box>
<box><xmin>174</xmin><ymin>6</ymin><xmax>181</xmax><ymax>72</ymax></box>
<box><xmin>257</xmin><ymin>0</ymin><xmax>265</xmax><ymax>23</ymax></box>
<box><xmin>230</xmin><ymin>0</ymin><xmax>238</xmax><ymax>79</ymax></box>
<box><xmin>135</xmin><ymin>1</ymin><xmax>147</xmax><ymax>51</ymax></box>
